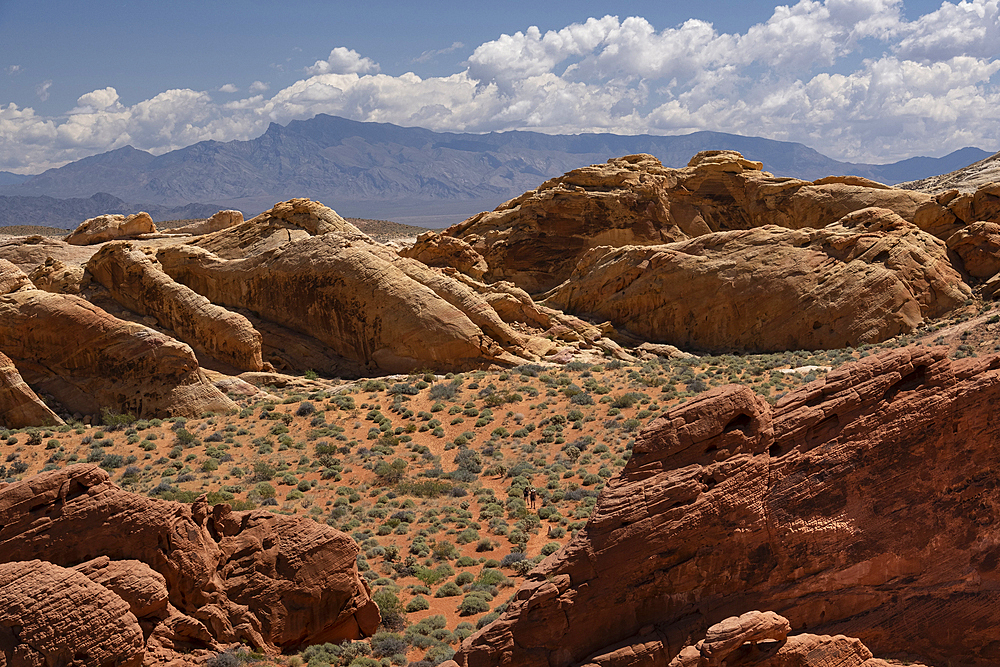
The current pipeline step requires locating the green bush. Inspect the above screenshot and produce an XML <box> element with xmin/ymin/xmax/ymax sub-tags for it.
<box><xmin>405</xmin><ymin>595</ymin><xmax>430</xmax><ymax>612</ymax></box>
<box><xmin>458</xmin><ymin>593</ymin><xmax>491</xmax><ymax>616</ymax></box>
<box><xmin>435</xmin><ymin>581</ymin><xmax>463</xmax><ymax>597</ymax></box>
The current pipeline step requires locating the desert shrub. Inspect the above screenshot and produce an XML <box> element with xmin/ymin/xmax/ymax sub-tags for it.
<box><xmin>373</xmin><ymin>458</ymin><xmax>407</xmax><ymax>485</ymax></box>
<box><xmin>458</xmin><ymin>593</ymin><xmax>491</xmax><ymax>616</ymax></box>
<box><xmin>295</xmin><ymin>401</ymin><xmax>316</xmax><ymax>417</ymax></box>
<box><xmin>373</xmin><ymin>589</ymin><xmax>406</xmax><ymax>630</ymax></box>
<box><xmin>406</xmin><ymin>595</ymin><xmax>430</xmax><ymax>612</ymax></box>
<box><xmin>541</xmin><ymin>542</ymin><xmax>561</xmax><ymax>556</ymax></box>
<box><xmin>370</xmin><ymin>631</ymin><xmax>408</xmax><ymax>658</ymax></box>
<box><xmin>435</xmin><ymin>581</ymin><xmax>462</xmax><ymax>597</ymax></box>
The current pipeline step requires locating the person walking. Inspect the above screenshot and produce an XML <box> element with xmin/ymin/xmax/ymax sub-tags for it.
<box><xmin>529</xmin><ymin>487</ymin><xmax>537</xmax><ymax>510</ymax></box>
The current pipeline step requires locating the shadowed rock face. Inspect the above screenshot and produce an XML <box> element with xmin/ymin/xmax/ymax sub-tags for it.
<box><xmin>0</xmin><ymin>465</ymin><xmax>381</xmax><ymax>656</ymax></box>
<box><xmin>445</xmin><ymin>152</ymin><xmax>953</xmax><ymax>293</ymax></box>
<box><xmin>541</xmin><ymin>207</ymin><xmax>970</xmax><ymax>352</ymax></box>
<box><xmin>455</xmin><ymin>346</ymin><xmax>1000</xmax><ymax>667</ymax></box>
<box><xmin>0</xmin><ymin>350</ymin><xmax>63</xmax><ymax>428</ymax></box>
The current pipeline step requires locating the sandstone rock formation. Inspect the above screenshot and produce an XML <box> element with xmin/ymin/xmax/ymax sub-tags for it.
<box><xmin>399</xmin><ymin>232</ymin><xmax>488</xmax><ymax>279</ymax></box>
<box><xmin>456</xmin><ymin>346</ymin><xmax>1000</xmax><ymax>667</ymax></box>
<box><xmin>946</xmin><ymin>221</ymin><xmax>1000</xmax><ymax>279</ymax></box>
<box><xmin>0</xmin><ymin>465</ymin><xmax>381</xmax><ymax>657</ymax></box>
<box><xmin>164</xmin><ymin>209</ymin><xmax>244</xmax><ymax>236</ymax></box>
<box><xmin>1</xmin><ymin>260</ymin><xmax>236</xmax><ymax>418</ymax></box>
<box><xmin>0</xmin><ymin>559</ymin><xmax>145</xmax><ymax>667</ymax></box>
<box><xmin>65</xmin><ymin>211</ymin><xmax>156</xmax><ymax>246</ymax></box>
<box><xmin>87</xmin><ymin>241</ymin><xmax>264</xmax><ymax>372</ymax></box>
<box><xmin>445</xmin><ymin>152</ymin><xmax>955</xmax><ymax>293</ymax></box>
<box><xmin>0</xmin><ymin>350</ymin><xmax>63</xmax><ymax>428</ymax></box>
<box><xmin>27</xmin><ymin>256</ymin><xmax>85</xmax><ymax>294</ymax></box>
<box><xmin>0</xmin><ymin>258</ymin><xmax>31</xmax><ymax>295</ymax></box>
<box><xmin>542</xmin><ymin>207</ymin><xmax>969</xmax><ymax>352</ymax></box>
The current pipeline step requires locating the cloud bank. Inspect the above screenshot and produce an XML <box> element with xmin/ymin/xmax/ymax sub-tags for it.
<box><xmin>2</xmin><ymin>0</ymin><xmax>998</xmax><ymax>173</ymax></box>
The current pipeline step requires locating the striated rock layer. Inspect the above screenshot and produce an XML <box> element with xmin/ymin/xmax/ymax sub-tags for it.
<box><xmin>0</xmin><ymin>259</ymin><xmax>236</xmax><ymax>419</ymax></box>
<box><xmin>445</xmin><ymin>152</ymin><xmax>959</xmax><ymax>293</ymax></box>
<box><xmin>0</xmin><ymin>465</ymin><xmax>381</xmax><ymax>656</ymax></box>
<box><xmin>543</xmin><ymin>207</ymin><xmax>969</xmax><ymax>352</ymax></box>
<box><xmin>0</xmin><ymin>350</ymin><xmax>63</xmax><ymax>428</ymax></box>
<box><xmin>0</xmin><ymin>559</ymin><xmax>145</xmax><ymax>667</ymax></box>
<box><xmin>86</xmin><ymin>241</ymin><xmax>265</xmax><ymax>372</ymax></box>
<box><xmin>456</xmin><ymin>346</ymin><xmax>1000</xmax><ymax>667</ymax></box>
<box><xmin>65</xmin><ymin>211</ymin><xmax>156</xmax><ymax>246</ymax></box>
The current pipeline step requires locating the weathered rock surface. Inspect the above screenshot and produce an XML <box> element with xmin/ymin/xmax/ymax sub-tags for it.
<box><xmin>27</xmin><ymin>257</ymin><xmax>85</xmax><ymax>294</ymax></box>
<box><xmin>542</xmin><ymin>207</ymin><xmax>969</xmax><ymax>352</ymax></box>
<box><xmin>900</xmin><ymin>151</ymin><xmax>1000</xmax><ymax>194</ymax></box>
<box><xmin>0</xmin><ymin>350</ymin><xmax>63</xmax><ymax>428</ymax></box>
<box><xmin>86</xmin><ymin>241</ymin><xmax>264</xmax><ymax>372</ymax></box>
<box><xmin>0</xmin><ymin>559</ymin><xmax>145</xmax><ymax>667</ymax></box>
<box><xmin>65</xmin><ymin>211</ymin><xmax>156</xmax><ymax>246</ymax></box>
<box><xmin>164</xmin><ymin>209</ymin><xmax>244</xmax><ymax>236</ymax></box>
<box><xmin>189</xmin><ymin>198</ymin><xmax>364</xmax><ymax>259</ymax></box>
<box><xmin>0</xmin><ymin>277</ymin><xmax>236</xmax><ymax>418</ymax></box>
<box><xmin>0</xmin><ymin>465</ymin><xmax>381</xmax><ymax>655</ymax></box>
<box><xmin>446</xmin><ymin>152</ymin><xmax>953</xmax><ymax>293</ymax></box>
<box><xmin>73</xmin><ymin>556</ymin><xmax>170</xmax><ymax>619</ymax></box>
<box><xmin>0</xmin><ymin>258</ymin><xmax>31</xmax><ymax>295</ymax></box>
<box><xmin>946</xmin><ymin>221</ymin><xmax>1000</xmax><ymax>279</ymax></box>
<box><xmin>399</xmin><ymin>232</ymin><xmax>488</xmax><ymax>279</ymax></box>
<box><xmin>456</xmin><ymin>346</ymin><xmax>1000</xmax><ymax>667</ymax></box>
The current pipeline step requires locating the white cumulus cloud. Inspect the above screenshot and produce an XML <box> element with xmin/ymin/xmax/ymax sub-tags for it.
<box><xmin>305</xmin><ymin>47</ymin><xmax>381</xmax><ymax>75</ymax></box>
<box><xmin>1</xmin><ymin>0</ymin><xmax>998</xmax><ymax>173</ymax></box>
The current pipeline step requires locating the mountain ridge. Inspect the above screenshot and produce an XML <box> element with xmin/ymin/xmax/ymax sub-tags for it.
<box><xmin>0</xmin><ymin>114</ymin><xmax>993</xmax><ymax>226</ymax></box>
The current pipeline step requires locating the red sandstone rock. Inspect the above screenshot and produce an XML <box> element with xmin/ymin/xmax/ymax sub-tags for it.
<box><xmin>0</xmin><ymin>465</ymin><xmax>380</xmax><ymax>655</ymax></box>
<box><xmin>0</xmin><ymin>350</ymin><xmax>62</xmax><ymax>428</ymax></box>
<box><xmin>0</xmin><ymin>559</ymin><xmax>144</xmax><ymax>667</ymax></box>
<box><xmin>455</xmin><ymin>346</ymin><xmax>1000</xmax><ymax>667</ymax></box>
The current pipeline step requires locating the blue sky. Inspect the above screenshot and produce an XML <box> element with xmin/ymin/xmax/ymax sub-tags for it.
<box><xmin>1</xmin><ymin>0</ymin><xmax>998</xmax><ymax>173</ymax></box>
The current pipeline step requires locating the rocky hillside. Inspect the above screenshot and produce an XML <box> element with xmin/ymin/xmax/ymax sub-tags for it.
<box><xmin>3</xmin><ymin>148</ymin><xmax>1000</xmax><ymax>667</ymax></box>
<box><xmin>899</xmin><ymin>150</ymin><xmax>1000</xmax><ymax>194</ymax></box>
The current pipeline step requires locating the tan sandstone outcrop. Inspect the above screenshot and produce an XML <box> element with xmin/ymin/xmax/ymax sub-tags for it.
<box><xmin>0</xmin><ymin>350</ymin><xmax>63</xmax><ymax>428</ymax></box>
<box><xmin>65</xmin><ymin>211</ymin><xmax>156</xmax><ymax>245</ymax></box>
<box><xmin>445</xmin><ymin>152</ymin><xmax>955</xmax><ymax>293</ymax></box>
<box><xmin>164</xmin><ymin>209</ymin><xmax>244</xmax><ymax>236</ymax></box>
<box><xmin>0</xmin><ymin>260</ymin><xmax>235</xmax><ymax>418</ymax></box>
<box><xmin>455</xmin><ymin>346</ymin><xmax>1000</xmax><ymax>667</ymax></box>
<box><xmin>28</xmin><ymin>257</ymin><xmax>85</xmax><ymax>293</ymax></box>
<box><xmin>542</xmin><ymin>207</ymin><xmax>969</xmax><ymax>352</ymax></box>
<box><xmin>86</xmin><ymin>241</ymin><xmax>264</xmax><ymax>372</ymax></box>
<box><xmin>0</xmin><ymin>465</ymin><xmax>381</xmax><ymax>655</ymax></box>
<box><xmin>399</xmin><ymin>232</ymin><xmax>488</xmax><ymax>279</ymax></box>
<box><xmin>0</xmin><ymin>559</ymin><xmax>145</xmax><ymax>667</ymax></box>
<box><xmin>946</xmin><ymin>221</ymin><xmax>1000</xmax><ymax>279</ymax></box>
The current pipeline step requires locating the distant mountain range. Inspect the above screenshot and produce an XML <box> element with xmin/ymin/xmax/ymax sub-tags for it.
<box><xmin>0</xmin><ymin>193</ymin><xmax>223</xmax><ymax>230</ymax></box>
<box><xmin>0</xmin><ymin>114</ymin><xmax>993</xmax><ymax>227</ymax></box>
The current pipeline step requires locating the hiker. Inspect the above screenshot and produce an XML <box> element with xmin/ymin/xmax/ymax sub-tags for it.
<box><xmin>523</xmin><ymin>486</ymin><xmax>530</xmax><ymax>506</ymax></box>
<box><xmin>529</xmin><ymin>487</ymin><xmax>537</xmax><ymax>509</ymax></box>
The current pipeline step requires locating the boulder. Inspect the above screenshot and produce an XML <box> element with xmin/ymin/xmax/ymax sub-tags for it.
<box><xmin>0</xmin><ymin>258</ymin><xmax>31</xmax><ymax>295</ymax></box>
<box><xmin>27</xmin><ymin>257</ymin><xmax>85</xmax><ymax>294</ymax></box>
<box><xmin>86</xmin><ymin>241</ymin><xmax>264</xmax><ymax>372</ymax></box>
<box><xmin>0</xmin><ymin>350</ymin><xmax>63</xmax><ymax>428</ymax></box>
<box><xmin>455</xmin><ymin>346</ymin><xmax>1000</xmax><ymax>667</ymax></box>
<box><xmin>0</xmin><ymin>465</ymin><xmax>381</xmax><ymax>654</ymax></box>
<box><xmin>542</xmin><ymin>208</ymin><xmax>969</xmax><ymax>352</ymax></box>
<box><xmin>0</xmin><ymin>286</ymin><xmax>236</xmax><ymax>418</ymax></box>
<box><xmin>399</xmin><ymin>232</ymin><xmax>488</xmax><ymax>279</ymax></box>
<box><xmin>946</xmin><ymin>221</ymin><xmax>1000</xmax><ymax>279</ymax></box>
<box><xmin>445</xmin><ymin>152</ymin><xmax>950</xmax><ymax>293</ymax></box>
<box><xmin>0</xmin><ymin>559</ymin><xmax>144</xmax><ymax>667</ymax></box>
<box><xmin>65</xmin><ymin>212</ymin><xmax>156</xmax><ymax>246</ymax></box>
<box><xmin>700</xmin><ymin>611</ymin><xmax>791</xmax><ymax>666</ymax></box>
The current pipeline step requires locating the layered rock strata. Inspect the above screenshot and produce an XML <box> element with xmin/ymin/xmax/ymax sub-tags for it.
<box><xmin>445</xmin><ymin>152</ymin><xmax>958</xmax><ymax>293</ymax></box>
<box><xmin>0</xmin><ymin>260</ymin><xmax>235</xmax><ymax>419</ymax></box>
<box><xmin>542</xmin><ymin>207</ymin><xmax>969</xmax><ymax>352</ymax></box>
<box><xmin>0</xmin><ymin>350</ymin><xmax>63</xmax><ymax>428</ymax></box>
<box><xmin>0</xmin><ymin>465</ymin><xmax>380</xmax><ymax>657</ymax></box>
<box><xmin>86</xmin><ymin>241</ymin><xmax>264</xmax><ymax>372</ymax></box>
<box><xmin>456</xmin><ymin>346</ymin><xmax>1000</xmax><ymax>667</ymax></box>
